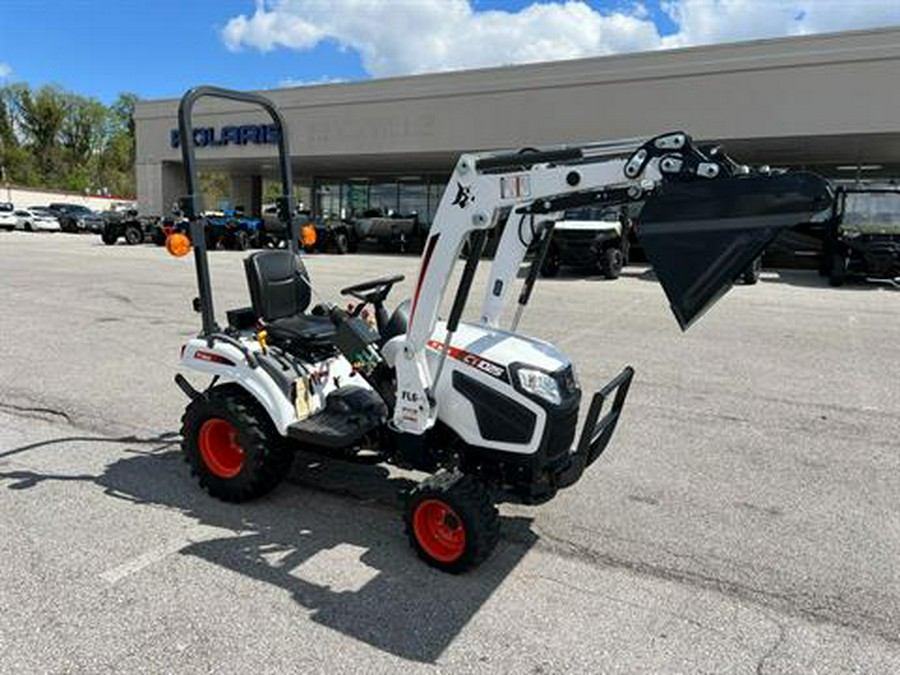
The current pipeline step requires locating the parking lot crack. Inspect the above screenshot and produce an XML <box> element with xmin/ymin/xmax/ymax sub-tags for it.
<box><xmin>531</xmin><ymin>528</ymin><xmax>900</xmax><ymax>647</ymax></box>
<box><xmin>0</xmin><ymin>401</ymin><xmax>72</xmax><ymax>424</ymax></box>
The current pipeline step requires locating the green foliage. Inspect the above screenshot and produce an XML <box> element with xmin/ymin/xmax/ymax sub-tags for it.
<box><xmin>200</xmin><ymin>171</ymin><xmax>230</xmax><ymax>211</ymax></box>
<box><xmin>0</xmin><ymin>83</ymin><xmax>138</xmax><ymax>197</ymax></box>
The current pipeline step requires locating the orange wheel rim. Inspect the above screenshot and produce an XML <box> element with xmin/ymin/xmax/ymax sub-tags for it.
<box><xmin>413</xmin><ymin>499</ymin><xmax>466</xmax><ymax>563</ymax></box>
<box><xmin>198</xmin><ymin>418</ymin><xmax>245</xmax><ymax>478</ymax></box>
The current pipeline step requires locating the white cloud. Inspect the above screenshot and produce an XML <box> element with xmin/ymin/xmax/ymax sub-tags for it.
<box><xmin>223</xmin><ymin>0</ymin><xmax>661</xmax><ymax>77</ymax></box>
<box><xmin>222</xmin><ymin>1</ymin><xmax>900</xmax><ymax>79</ymax></box>
<box><xmin>278</xmin><ymin>75</ymin><xmax>346</xmax><ymax>87</ymax></box>
<box><xmin>661</xmin><ymin>0</ymin><xmax>900</xmax><ymax>49</ymax></box>
<box><xmin>0</xmin><ymin>62</ymin><xmax>11</xmax><ymax>79</ymax></box>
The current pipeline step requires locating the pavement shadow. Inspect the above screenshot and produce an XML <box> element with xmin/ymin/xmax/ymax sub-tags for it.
<box><xmin>765</xmin><ymin>269</ymin><xmax>898</xmax><ymax>291</ymax></box>
<box><xmin>0</xmin><ymin>436</ymin><xmax>537</xmax><ymax>663</ymax></box>
<box><xmin>515</xmin><ymin>263</ymin><xmax>625</xmax><ymax>281</ymax></box>
<box><xmin>626</xmin><ymin>265</ymin><xmax>896</xmax><ymax>292</ymax></box>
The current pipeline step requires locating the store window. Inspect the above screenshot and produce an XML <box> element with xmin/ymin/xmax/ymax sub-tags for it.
<box><xmin>313</xmin><ymin>175</ymin><xmax>449</xmax><ymax>228</ymax></box>
<box><xmin>398</xmin><ymin>179</ymin><xmax>427</xmax><ymax>220</ymax></box>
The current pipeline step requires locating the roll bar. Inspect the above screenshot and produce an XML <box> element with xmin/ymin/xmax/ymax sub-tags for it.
<box><xmin>176</xmin><ymin>86</ymin><xmax>298</xmax><ymax>336</ymax></box>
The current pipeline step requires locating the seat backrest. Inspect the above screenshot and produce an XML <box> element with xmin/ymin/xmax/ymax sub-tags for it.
<box><xmin>244</xmin><ymin>250</ymin><xmax>312</xmax><ymax>321</ymax></box>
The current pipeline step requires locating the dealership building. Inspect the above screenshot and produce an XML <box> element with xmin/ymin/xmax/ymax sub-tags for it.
<box><xmin>134</xmin><ymin>26</ymin><xmax>900</xmax><ymax>223</ymax></box>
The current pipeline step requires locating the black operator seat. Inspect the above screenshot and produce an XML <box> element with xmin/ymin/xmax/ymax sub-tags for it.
<box><xmin>243</xmin><ymin>250</ymin><xmax>336</xmax><ymax>345</ymax></box>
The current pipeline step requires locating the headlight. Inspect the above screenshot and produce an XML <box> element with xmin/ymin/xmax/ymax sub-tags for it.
<box><xmin>843</xmin><ymin>230</ymin><xmax>861</xmax><ymax>239</ymax></box>
<box><xmin>516</xmin><ymin>368</ymin><xmax>562</xmax><ymax>405</ymax></box>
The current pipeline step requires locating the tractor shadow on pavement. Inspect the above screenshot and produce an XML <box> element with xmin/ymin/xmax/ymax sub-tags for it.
<box><xmin>0</xmin><ymin>435</ymin><xmax>538</xmax><ymax>663</ymax></box>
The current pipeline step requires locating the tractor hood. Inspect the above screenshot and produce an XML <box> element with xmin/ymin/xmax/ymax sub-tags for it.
<box><xmin>637</xmin><ymin>171</ymin><xmax>833</xmax><ymax>330</ymax></box>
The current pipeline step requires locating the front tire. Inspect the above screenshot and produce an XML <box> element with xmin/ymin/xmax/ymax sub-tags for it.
<box><xmin>829</xmin><ymin>252</ymin><xmax>847</xmax><ymax>287</ymax></box>
<box><xmin>405</xmin><ymin>472</ymin><xmax>499</xmax><ymax>573</ymax></box>
<box><xmin>124</xmin><ymin>224</ymin><xmax>143</xmax><ymax>245</ymax></box>
<box><xmin>599</xmin><ymin>247</ymin><xmax>624</xmax><ymax>279</ymax></box>
<box><xmin>180</xmin><ymin>385</ymin><xmax>293</xmax><ymax>502</ymax></box>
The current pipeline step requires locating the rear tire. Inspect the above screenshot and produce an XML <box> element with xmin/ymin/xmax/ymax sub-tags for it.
<box><xmin>101</xmin><ymin>229</ymin><xmax>117</xmax><ymax>245</ymax></box>
<box><xmin>233</xmin><ymin>230</ymin><xmax>250</xmax><ymax>251</ymax></box>
<box><xmin>741</xmin><ymin>256</ymin><xmax>762</xmax><ymax>285</ymax></box>
<box><xmin>599</xmin><ymin>247</ymin><xmax>624</xmax><ymax>279</ymax></box>
<box><xmin>829</xmin><ymin>252</ymin><xmax>847</xmax><ymax>287</ymax></box>
<box><xmin>404</xmin><ymin>472</ymin><xmax>499</xmax><ymax>573</ymax></box>
<box><xmin>25</xmin><ymin>223</ymin><xmax>34</xmax><ymax>233</ymax></box>
<box><xmin>180</xmin><ymin>385</ymin><xmax>293</xmax><ymax>502</ymax></box>
<box><xmin>124</xmin><ymin>224</ymin><xmax>143</xmax><ymax>245</ymax></box>
<box><xmin>334</xmin><ymin>230</ymin><xmax>349</xmax><ymax>255</ymax></box>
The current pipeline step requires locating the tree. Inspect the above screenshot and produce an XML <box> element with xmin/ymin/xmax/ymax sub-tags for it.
<box><xmin>15</xmin><ymin>85</ymin><xmax>67</xmax><ymax>185</ymax></box>
<box><xmin>60</xmin><ymin>94</ymin><xmax>107</xmax><ymax>190</ymax></box>
<box><xmin>0</xmin><ymin>82</ymin><xmax>139</xmax><ymax>197</ymax></box>
<box><xmin>97</xmin><ymin>92</ymin><xmax>139</xmax><ymax>196</ymax></box>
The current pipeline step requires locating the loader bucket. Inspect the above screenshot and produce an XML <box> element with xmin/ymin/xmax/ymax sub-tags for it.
<box><xmin>637</xmin><ymin>171</ymin><xmax>832</xmax><ymax>330</ymax></box>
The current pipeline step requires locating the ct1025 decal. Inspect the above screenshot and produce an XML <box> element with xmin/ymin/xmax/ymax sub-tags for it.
<box><xmin>427</xmin><ymin>340</ymin><xmax>508</xmax><ymax>381</ymax></box>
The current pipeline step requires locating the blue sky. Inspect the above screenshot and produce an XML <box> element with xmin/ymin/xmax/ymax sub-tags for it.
<box><xmin>0</xmin><ymin>1</ymin><xmax>896</xmax><ymax>103</ymax></box>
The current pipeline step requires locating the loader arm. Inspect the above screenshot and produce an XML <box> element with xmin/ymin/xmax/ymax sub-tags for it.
<box><xmin>393</xmin><ymin>132</ymin><xmax>832</xmax><ymax>436</ymax></box>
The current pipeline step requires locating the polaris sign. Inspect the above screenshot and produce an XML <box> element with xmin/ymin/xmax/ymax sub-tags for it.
<box><xmin>170</xmin><ymin>124</ymin><xmax>280</xmax><ymax>149</ymax></box>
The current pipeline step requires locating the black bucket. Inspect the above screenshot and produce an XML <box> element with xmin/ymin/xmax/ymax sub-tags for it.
<box><xmin>637</xmin><ymin>171</ymin><xmax>833</xmax><ymax>329</ymax></box>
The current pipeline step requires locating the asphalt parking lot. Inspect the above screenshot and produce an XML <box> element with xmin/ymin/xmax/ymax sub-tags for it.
<box><xmin>1</xmin><ymin>231</ymin><xmax>899</xmax><ymax>673</ymax></box>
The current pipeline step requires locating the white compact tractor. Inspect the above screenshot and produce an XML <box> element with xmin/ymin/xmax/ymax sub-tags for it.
<box><xmin>169</xmin><ymin>87</ymin><xmax>832</xmax><ymax>572</ymax></box>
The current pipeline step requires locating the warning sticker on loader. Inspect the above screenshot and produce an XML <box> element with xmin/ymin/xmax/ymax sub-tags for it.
<box><xmin>501</xmin><ymin>174</ymin><xmax>531</xmax><ymax>200</ymax></box>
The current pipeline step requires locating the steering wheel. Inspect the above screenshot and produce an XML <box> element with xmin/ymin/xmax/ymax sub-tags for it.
<box><xmin>340</xmin><ymin>274</ymin><xmax>405</xmax><ymax>314</ymax></box>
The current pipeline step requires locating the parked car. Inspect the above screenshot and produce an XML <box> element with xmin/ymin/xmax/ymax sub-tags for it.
<box><xmin>14</xmin><ymin>207</ymin><xmax>61</xmax><ymax>232</ymax></box>
<box><xmin>0</xmin><ymin>202</ymin><xmax>15</xmax><ymax>231</ymax></box>
<box><xmin>823</xmin><ymin>186</ymin><xmax>900</xmax><ymax>286</ymax></box>
<box><xmin>48</xmin><ymin>203</ymin><xmax>105</xmax><ymax>233</ymax></box>
<box><xmin>540</xmin><ymin>207</ymin><xmax>633</xmax><ymax>279</ymax></box>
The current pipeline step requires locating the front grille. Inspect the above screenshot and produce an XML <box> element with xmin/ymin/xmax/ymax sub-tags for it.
<box><xmin>558</xmin><ymin>231</ymin><xmax>599</xmax><ymax>243</ymax></box>
<box><xmin>543</xmin><ymin>401</ymin><xmax>580</xmax><ymax>462</ymax></box>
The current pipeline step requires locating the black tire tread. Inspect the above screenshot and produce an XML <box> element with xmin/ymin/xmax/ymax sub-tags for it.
<box><xmin>180</xmin><ymin>385</ymin><xmax>293</xmax><ymax>502</ymax></box>
<box><xmin>404</xmin><ymin>471</ymin><xmax>500</xmax><ymax>573</ymax></box>
<box><xmin>124</xmin><ymin>225</ymin><xmax>143</xmax><ymax>245</ymax></box>
<box><xmin>599</xmin><ymin>247</ymin><xmax>624</xmax><ymax>279</ymax></box>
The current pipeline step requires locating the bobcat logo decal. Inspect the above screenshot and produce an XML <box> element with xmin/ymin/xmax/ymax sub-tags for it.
<box><xmin>451</xmin><ymin>182</ymin><xmax>473</xmax><ymax>209</ymax></box>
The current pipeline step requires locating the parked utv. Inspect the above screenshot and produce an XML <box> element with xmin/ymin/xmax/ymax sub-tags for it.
<box><xmin>823</xmin><ymin>186</ymin><xmax>900</xmax><ymax>286</ymax></box>
<box><xmin>540</xmin><ymin>207</ymin><xmax>632</xmax><ymax>279</ymax></box>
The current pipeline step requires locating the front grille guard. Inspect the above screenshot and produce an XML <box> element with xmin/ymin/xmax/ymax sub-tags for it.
<box><xmin>556</xmin><ymin>365</ymin><xmax>634</xmax><ymax>489</ymax></box>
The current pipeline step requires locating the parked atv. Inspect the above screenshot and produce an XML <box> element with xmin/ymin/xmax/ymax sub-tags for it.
<box><xmin>100</xmin><ymin>208</ymin><xmax>159</xmax><ymax>246</ymax></box>
<box><xmin>204</xmin><ymin>210</ymin><xmax>266</xmax><ymax>251</ymax></box>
